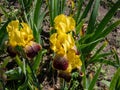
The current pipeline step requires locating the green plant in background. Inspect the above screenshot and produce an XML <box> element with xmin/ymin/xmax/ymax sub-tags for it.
<box><xmin>0</xmin><ymin>0</ymin><xmax>120</xmax><ymax>90</ymax></box>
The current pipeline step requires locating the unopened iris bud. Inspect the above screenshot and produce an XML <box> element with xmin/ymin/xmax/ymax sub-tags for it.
<box><xmin>58</xmin><ymin>71</ymin><xmax>71</xmax><ymax>82</ymax></box>
<box><xmin>7</xmin><ymin>46</ymin><xmax>17</xmax><ymax>57</ymax></box>
<box><xmin>25</xmin><ymin>45</ymin><xmax>36</xmax><ymax>58</ymax></box>
<box><xmin>53</xmin><ymin>55</ymin><xmax>68</xmax><ymax>70</ymax></box>
<box><xmin>24</xmin><ymin>41</ymin><xmax>42</xmax><ymax>58</ymax></box>
<box><xmin>31</xmin><ymin>42</ymin><xmax>42</xmax><ymax>54</ymax></box>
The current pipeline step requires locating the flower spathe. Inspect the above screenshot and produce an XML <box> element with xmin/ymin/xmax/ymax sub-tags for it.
<box><xmin>7</xmin><ymin>20</ymin><xmax>33</xmax><ymax>47</ymax></box>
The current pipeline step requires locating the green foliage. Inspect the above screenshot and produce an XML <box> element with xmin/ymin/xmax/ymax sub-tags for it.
<box><xmin>76</xmin><ymin>0</ymin><xmax>120</xmax><ymax>57</ymax></box>
<box><xmin>109</xmin><ymin>67</ymin><xmax>120</xmax><ymax>90</ymax></box>
<box><xmin>88</xmin><ymin>64</ymin><xmax>102</xmax><ymax>90</ymax></box>
<box><xmin>48</xmin><ymin>0</ymin><xmax>66</xmax><ymax>27</ymax></box>
<box><xmin>0</xmin><ymin>20</ymin><xmax>9</xmax><ymax>48</ymax></box>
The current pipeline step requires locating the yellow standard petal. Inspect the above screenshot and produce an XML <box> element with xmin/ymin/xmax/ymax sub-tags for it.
<box><xmin>54</xmin><ymin>14</ymin><xmax>75</xmax><ymax>33</ymax></box>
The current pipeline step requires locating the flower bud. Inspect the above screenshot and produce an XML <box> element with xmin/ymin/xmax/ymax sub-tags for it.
<box><xmin>53</xmin><ymin>55</ymin><xmax>68</xmax><ymax>70</ymax></box>
<box><xmin>31</xmin><ymin>42</ymin><xmax>42</xmax><ymax>53</ymax></box>
<box><xmin>25</xmin><ymin>45</ymin><xmax>36</xmax><ymax>58</ymax></box>
<box><xmin>24</xmin><ymin>41</ymin><xmax>42</xmax><ymax>58</ymax></box>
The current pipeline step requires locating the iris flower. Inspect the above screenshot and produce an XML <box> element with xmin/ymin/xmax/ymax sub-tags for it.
<box><xmin>54</xmin><ymin>14</ymin><xmax>75</xmax><ymax>33</ymax></box>
<box><xmin>6</xmin><ymin>20</ymin><xmax>41</xmax><ymax>58</ymax></box>
<box><xmin>7</xmin><ymin>20</ymin><xmax>33</xmax><ymax>47</ymax></box>
<box><xmin>51</xmin><ymin>14</ymin><xmax>82</xmax><ymax>81</ymax></box>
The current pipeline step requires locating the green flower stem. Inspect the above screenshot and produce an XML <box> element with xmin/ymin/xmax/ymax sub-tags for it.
<box><xmin>15</xmin><ymin>55</ymin><xmax>24</xmax><ymax>71</ymax></box>
<box><xmin>32</xmin><ymin>49</ymin><xmax>47</xmax><ymax>71</ymax></box>
<box><xmin>25</xmin><ymin>59</ymin><xmax>40</xmax><ymax>89</ymax></box>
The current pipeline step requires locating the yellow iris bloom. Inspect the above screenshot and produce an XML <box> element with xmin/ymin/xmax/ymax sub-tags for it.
<box><xmin>51</xmin><ymin>14</ymin><xmax>82</xmax><ymax>77</ymax></box>
<box><xmin>7</xmin><ymin>20</ymin><xmax>33</xmax><ymax>47</ymax></box>
<box><xmin>54</xmin><ymin>14</ymin><xmax>75</xmax><ymax>33</ymax></box>
<box><xmin>50</xmin><ymin>32</ymin><xmax>75</xmax><ymax>55</ymax></box>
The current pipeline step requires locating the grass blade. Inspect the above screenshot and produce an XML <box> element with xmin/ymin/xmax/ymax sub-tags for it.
<box><xmin>86</xmin><ymin>0</ymin><xmax>100</xmax><ymax>34</ymax></box>
<box><xmin>91</xmin><ymin>41</ymin><xmax>107</xmax><ymax>58</ymax></box>
<box><xmin>33</xmin><ymin>0</ymin><xmax>42</xmax><ymax>26</ymax></box>
<box><xmin>98</xmin><ymin>20</ymin><xmax>120</xmax><ymax>39</ymax></box>
<box><xmin>93</xmin><ymin>59</ymin><xmax>117</xmax><ymax>68</ymax></box>
<box><xmin>112</xmin><ymin>48</ymin><xmax>120</xmax><ymax>66</ymax></box>
<box><xmin>94</xmin><ymin>0</ymin><xmax>120</xmax><ymax>39</ymax></box>
<box><xmin>81</xmin><ymin>55</ymin><xmax>87</xmax><ymax>89</ymax></box>
<box><xmin>109</xmin><ymin>67</ymin><xmax>120</xmax><ymax>90</ymax></box>
<box><xmin>59</xmin><ymin>0</ymin><xmax>66</xmax><ymax>14</ymax></box>
<box><xmin>0</xmin><ymin>21</ymin><xmax>9</xmax><ymax>47</ymax></box>
<box><xmin>49</xmin><ymin>0</ymin><xmax>57</xmax><ymax>26</ymax></box>
<box><xmin>78</xmin><ymin>0</ymin><xmax>94</xmax><ymax>24</ymax></box>
<box><xmin>87</xmin><ymin>42</ymin><xmax>108</xmax><ymax>64</ymax></box>
<box><xmin>38</xmin><ymin>11</ymin><xmax>46</xmax><ymax>30</ymax></box>
<box><xmin>32</xmin><ymin>49</ymin><xmax>47</xmax><ymax>71</ymax></box>
<box><xmin>54</xmin><ymin>0</ymin><xmax>58</xmax><ymax>18</ymax></box>
<box><xmin>79</xmin><ymin>38</ymin><xmax>103</xmax><ymax>52</ymax></box>
<box><xmin>75</xmin><ymin>0</ymin><xmax>84</xmax><ymax>23</ymax></box>
<box><xmin>88</xmin><ymin>64</ymin><xmax>102</xmax><ymax>90</ymax></box>
<box><xmin>32</xmin><ymin>51</ymin><xmax>42</xmax><ymax>71</ymax></box>
<box><xmin>76</xmin><ymin>19</ymin><xmax>85</xmax><ymax>35</ymax></box>
<box><xmin>88</xmin><ymin>52</ymin><xmax>112</xmax><ymax>65</ymax></box>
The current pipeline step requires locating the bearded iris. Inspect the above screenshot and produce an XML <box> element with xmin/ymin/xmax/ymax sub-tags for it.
<box><xmin>6</xmin><ymin>20</ymin><xmax>41</xmax><ymax>58</ymax></box>
<box><xmin>7</xmin><ymin>20</ymin><xmax>33</xmax><ymax>47</ymax></box>
<box><xmin>50</xmin><ymin>14</ymin><xmax>82</xmax><ymax>81</ymax></box>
